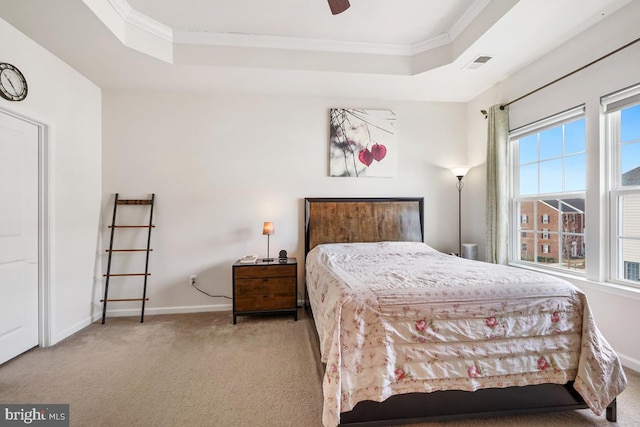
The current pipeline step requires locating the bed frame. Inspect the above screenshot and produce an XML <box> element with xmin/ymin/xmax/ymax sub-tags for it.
<box><xmin>304</xmin><ymin>197</ymin><xmax>616</xmax><ymax>426</ymax></box>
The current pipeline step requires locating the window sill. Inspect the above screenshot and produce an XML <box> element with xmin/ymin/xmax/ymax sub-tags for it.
<box><xmin>509</xmin><ymin>261</ymin><xmax>640</xmax><ymax>302</ymax></box>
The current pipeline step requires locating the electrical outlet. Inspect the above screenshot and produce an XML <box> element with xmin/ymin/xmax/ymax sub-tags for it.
<box><xmin>189</xmin><ymin>274</ymin><xmax>197</xmax><ymax>286</ymax></box>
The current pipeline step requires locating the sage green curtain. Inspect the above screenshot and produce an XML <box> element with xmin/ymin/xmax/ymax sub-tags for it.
<box><xmin>485</xmin><ymin>104</ymin><xmax>510</xmax><ymax>264</ymax></box>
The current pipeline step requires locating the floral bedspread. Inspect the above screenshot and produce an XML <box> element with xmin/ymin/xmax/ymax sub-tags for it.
<box><xmin>305</xmin><ymin>242</ymin><xmax>627</xmax><ymax>427</ymax></box>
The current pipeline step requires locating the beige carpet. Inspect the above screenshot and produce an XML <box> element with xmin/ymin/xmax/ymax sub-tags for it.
<box><xmin>0</xmin><ymin>310</ymin><xmax>638</xmax><ymax>427</ymax></box>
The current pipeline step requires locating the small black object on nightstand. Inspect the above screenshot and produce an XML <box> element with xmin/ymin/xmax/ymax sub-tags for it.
<box><xmin>278</xmin><ymin>250</ymin><xmax>287</xmax><ymax>263</ymax></box>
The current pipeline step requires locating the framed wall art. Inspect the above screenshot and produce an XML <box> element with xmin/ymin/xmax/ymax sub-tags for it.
<box><xmin>329</xmin><ymin>108</ymin><xmax>397</xmax><ymax>177</ymax></box>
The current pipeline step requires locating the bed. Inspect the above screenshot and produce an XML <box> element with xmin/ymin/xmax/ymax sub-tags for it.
<box><xmin>304</xmin><ymin>197</ymin><xmax>627</xmax><ymax>427</ymax></box>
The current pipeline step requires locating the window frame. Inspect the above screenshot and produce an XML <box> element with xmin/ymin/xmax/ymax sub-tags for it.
<box><xmin>509</xmin><ymin>105</ymin><xmax>586</xmax><ymax>274</ymax></box>
<box><xmin>603</xmin><ymin>84</ymin><xmax>640</xmax><ymax>289</ymax></box>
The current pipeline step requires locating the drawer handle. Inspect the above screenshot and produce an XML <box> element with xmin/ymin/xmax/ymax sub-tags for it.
<box><xmin>263</xmin><ymin>294</ymin><xmax>269</xmax><ymax>298</ymax></box>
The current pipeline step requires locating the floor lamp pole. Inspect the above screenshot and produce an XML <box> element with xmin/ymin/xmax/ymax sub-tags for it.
<box><xmin>456</xmin><ymin>176</ymin><xmax>464</xmax><ymax>257</ymax></box>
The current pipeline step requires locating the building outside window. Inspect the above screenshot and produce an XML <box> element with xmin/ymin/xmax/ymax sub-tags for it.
<box><xmin>603</xmin><ymin>85</ymin><xmax>640</xmax><ymax>287</ymax></box>
<box><xmin>510</xmin><ymin>106</ymin><xmax>586</xmax><ymax>270</ymax></box>
<box><xmin>625</xmin><ymin>261</ymin><xmax>640</xmax><ymax>282</ymax></box>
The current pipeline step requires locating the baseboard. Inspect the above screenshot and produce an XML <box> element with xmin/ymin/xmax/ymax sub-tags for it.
<box><xmin>50</xmin><ymin>315</ymin><xmax>96</xmax><ymax>346</ymax></box>
<box><xmin>101</xmin><ymin>303</ymin><xmax>233</xmax><ymax>319</ymax></box>
<box><xmin>619</xmin><ymin>352</ymin><xmax>640</xmax><ymax>373</ymax></box>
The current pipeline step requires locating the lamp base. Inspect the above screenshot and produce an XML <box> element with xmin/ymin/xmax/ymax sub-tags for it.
<box><xmin>262</xmin><ymin>258</ymin><xmax>274</xmax><ymax>262</ymax></box>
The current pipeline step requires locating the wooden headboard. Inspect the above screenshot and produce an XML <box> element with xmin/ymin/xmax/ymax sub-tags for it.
<box><xmin>304</xmin><ymin>197</ymin><xmax>424</xmax><ymax>254</ymax></box>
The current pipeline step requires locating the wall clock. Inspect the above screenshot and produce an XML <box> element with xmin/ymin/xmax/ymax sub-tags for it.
<box><xmin>0</xmin><ymin>63</ymin><xmax>28</xmax><ymax>101</ymax></box>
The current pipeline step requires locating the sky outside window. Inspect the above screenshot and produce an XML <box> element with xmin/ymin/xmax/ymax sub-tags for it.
<box><xmin>621</xmin><ymin>104</ymin><xmax>640</xmax><ymax>176</ymax></box>
<box><xmin>621</xmin><ymin>104</ymin><xmax>640</xmax><ymax>142</ymax></box>
<box><xmin>565</xmin><ymin>119</ymin><xmax>586</xmax><ymax>154</ymax></box>
<box><xmin>517</xmin><ymin>117</ymin><xmax>586</xmax><ymax>195</ymax></box>
<box><xmin>539</xmin><ymin>127</ymin><xmax>563</xmax><ymax>159</ymax></box>
<box><xmin>519</xmin><ymin>134</ymin><xmax>537</xmax><ymax>164</ymax></box>
<box><xmin>565</xmin><ymin>154</ymin><xmax>586</xmax><ymax>191</ymax></box>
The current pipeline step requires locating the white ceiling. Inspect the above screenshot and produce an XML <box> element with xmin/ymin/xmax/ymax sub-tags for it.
<box><xmin>0</xmin><ymin>0</ymin><xmax>632</xmax><ymax>102</ymax></box>
<box><xmin>128</xmin><ymin>0</ymin><xmax>478</xmax><ymax>45</ymax></box>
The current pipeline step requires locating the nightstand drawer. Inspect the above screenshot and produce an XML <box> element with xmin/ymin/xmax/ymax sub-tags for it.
<box><xmin>234</xmin><ymin>264</ymin><xmax>296</xmax><ymax>279</ymax></box>
<box><xmin>234</xmin><ymin>292</ymin><xmax>296</xmax><ymax>311</ymax></box>
<box><xmin>234</xmin><ymin>276</ymin><xmax>296</xmax><ymax>296</ymax></box>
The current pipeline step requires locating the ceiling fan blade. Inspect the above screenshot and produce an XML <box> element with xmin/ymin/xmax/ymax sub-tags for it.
<box><xmin>328</xmin><ymin>0</ymin><xmax>350</xmax><ymax>15</ymax></box>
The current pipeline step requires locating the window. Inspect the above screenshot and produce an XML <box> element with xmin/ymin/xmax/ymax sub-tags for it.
<box><xmin>510</xmin><ymin>106</ymin><xmax>586</xmax><ymax>271</ymax></box>
<box><xmin>625</xmin><ymin>262</ymin><xmax>640</xmax><ymax>282</ymax></box>
<box><xmin>603</xmin><ymin>85</ymin><xmax>640</xmax><ymax>288</ymax></box>
<box><xmin>521</xmin><ymin>215</ymin><xmax>528</xmax><ymax>224</ymax></box>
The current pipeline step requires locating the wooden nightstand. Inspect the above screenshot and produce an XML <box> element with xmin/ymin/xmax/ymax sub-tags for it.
<box><xmin>232</xmin><ymin>258</ymin><xmax>297</xmax><ymax>324</ymax></box>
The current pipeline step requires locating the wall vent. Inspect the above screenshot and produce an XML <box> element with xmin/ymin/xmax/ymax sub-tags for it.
<box><xmin>464</xmin><ymin>55</ymin><xmax>493</xmax><ymax>70</ymax></box>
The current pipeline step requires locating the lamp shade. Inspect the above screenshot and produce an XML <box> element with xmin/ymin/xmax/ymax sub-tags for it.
<box><xmin>262</xmin><ymin>222</ymin><xmax>274</xmax><ymax>235</ymax></box>
<box><xmin>450</xmin><ymin>166</ymin><xmax>471</xmax><ymax>178</ymax></box>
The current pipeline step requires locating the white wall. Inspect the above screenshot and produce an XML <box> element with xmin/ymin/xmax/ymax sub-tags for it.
<box><xmin>466</xmin><ymin>1</ymin><xmax>640</xmax><ymax>371</ymax></box>
<box><xmin>0</xmin><ymin>18</ymin><xmax>102</xmax><ymax>344</ymax></box>
<box><xmin>102</xmin><ymin>92</ymin><xmax>467</xmax><ymax>314</ymax></box>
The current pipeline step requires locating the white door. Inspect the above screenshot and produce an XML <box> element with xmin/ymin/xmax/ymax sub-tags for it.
<box><xmin>0</xmin><ymin>111</ymin><xmax>39</xmax><ymax>365</ymax></box>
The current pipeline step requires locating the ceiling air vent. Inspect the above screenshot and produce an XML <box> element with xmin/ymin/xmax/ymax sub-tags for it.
<box><xmin>464</xmin><ymin>55</ymin><xmax>494</xmax><ymax>70</ymax></box>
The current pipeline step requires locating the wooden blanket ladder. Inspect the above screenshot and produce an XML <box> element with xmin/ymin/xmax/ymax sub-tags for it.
<box><xmin>101</xmin><ymin>193</ymin><xmax>155</xmax><ymax>324</ymax></box>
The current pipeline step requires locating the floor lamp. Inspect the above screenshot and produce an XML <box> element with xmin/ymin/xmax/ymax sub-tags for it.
<box><xmin>450</xmin><ymin>167</ymin><xmax>471</xmax><ymax>257</ymax></box>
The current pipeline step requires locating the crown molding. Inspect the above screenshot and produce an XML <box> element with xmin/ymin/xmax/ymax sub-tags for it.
<box><xmin>99</xmin><ymin>0</ymin><xmax>485</xmax><ymax>57</ymax></box>
<box><xmin>105</xmin><ymin>0</ymin><xmax>131</xmax><ymax>18</ymax></box>
<box><xmin>411</xmin><ymin>33</ymin><xmax>451</xmax><ymax>55</ymax></box>
<box><xmin>126</xmin><ymin>8</ymin><xmax>173</xmax><ymax>41</ymax></box>
<box><xmin>174</xmin><ymin>31</ymin><xmax>413</xmax><ymax>56</ymax></box>
<box><xmin>107</xmin><ymin>0</ymin><xmax>173</xmax><ymax>41</ymax></box>
<box><xmin>449</xmin><ymin>0</ymin><xmax>492</xmax><ymax>40</ymax></box>
<box><xmin>86</xmin><ymin>0</ymin><xmax>490</xmax><ymax>64</ymax></box>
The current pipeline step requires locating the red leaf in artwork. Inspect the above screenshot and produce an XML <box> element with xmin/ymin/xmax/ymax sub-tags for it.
<box><xmin>358</xmin><ymin>148</ymin><xmax>374</xmax><ymax>166</ymax></box>
<box><xmin>371</xmin><ymin>144</ymin><xmax>387</xmax><ymax>161</ymax></box>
